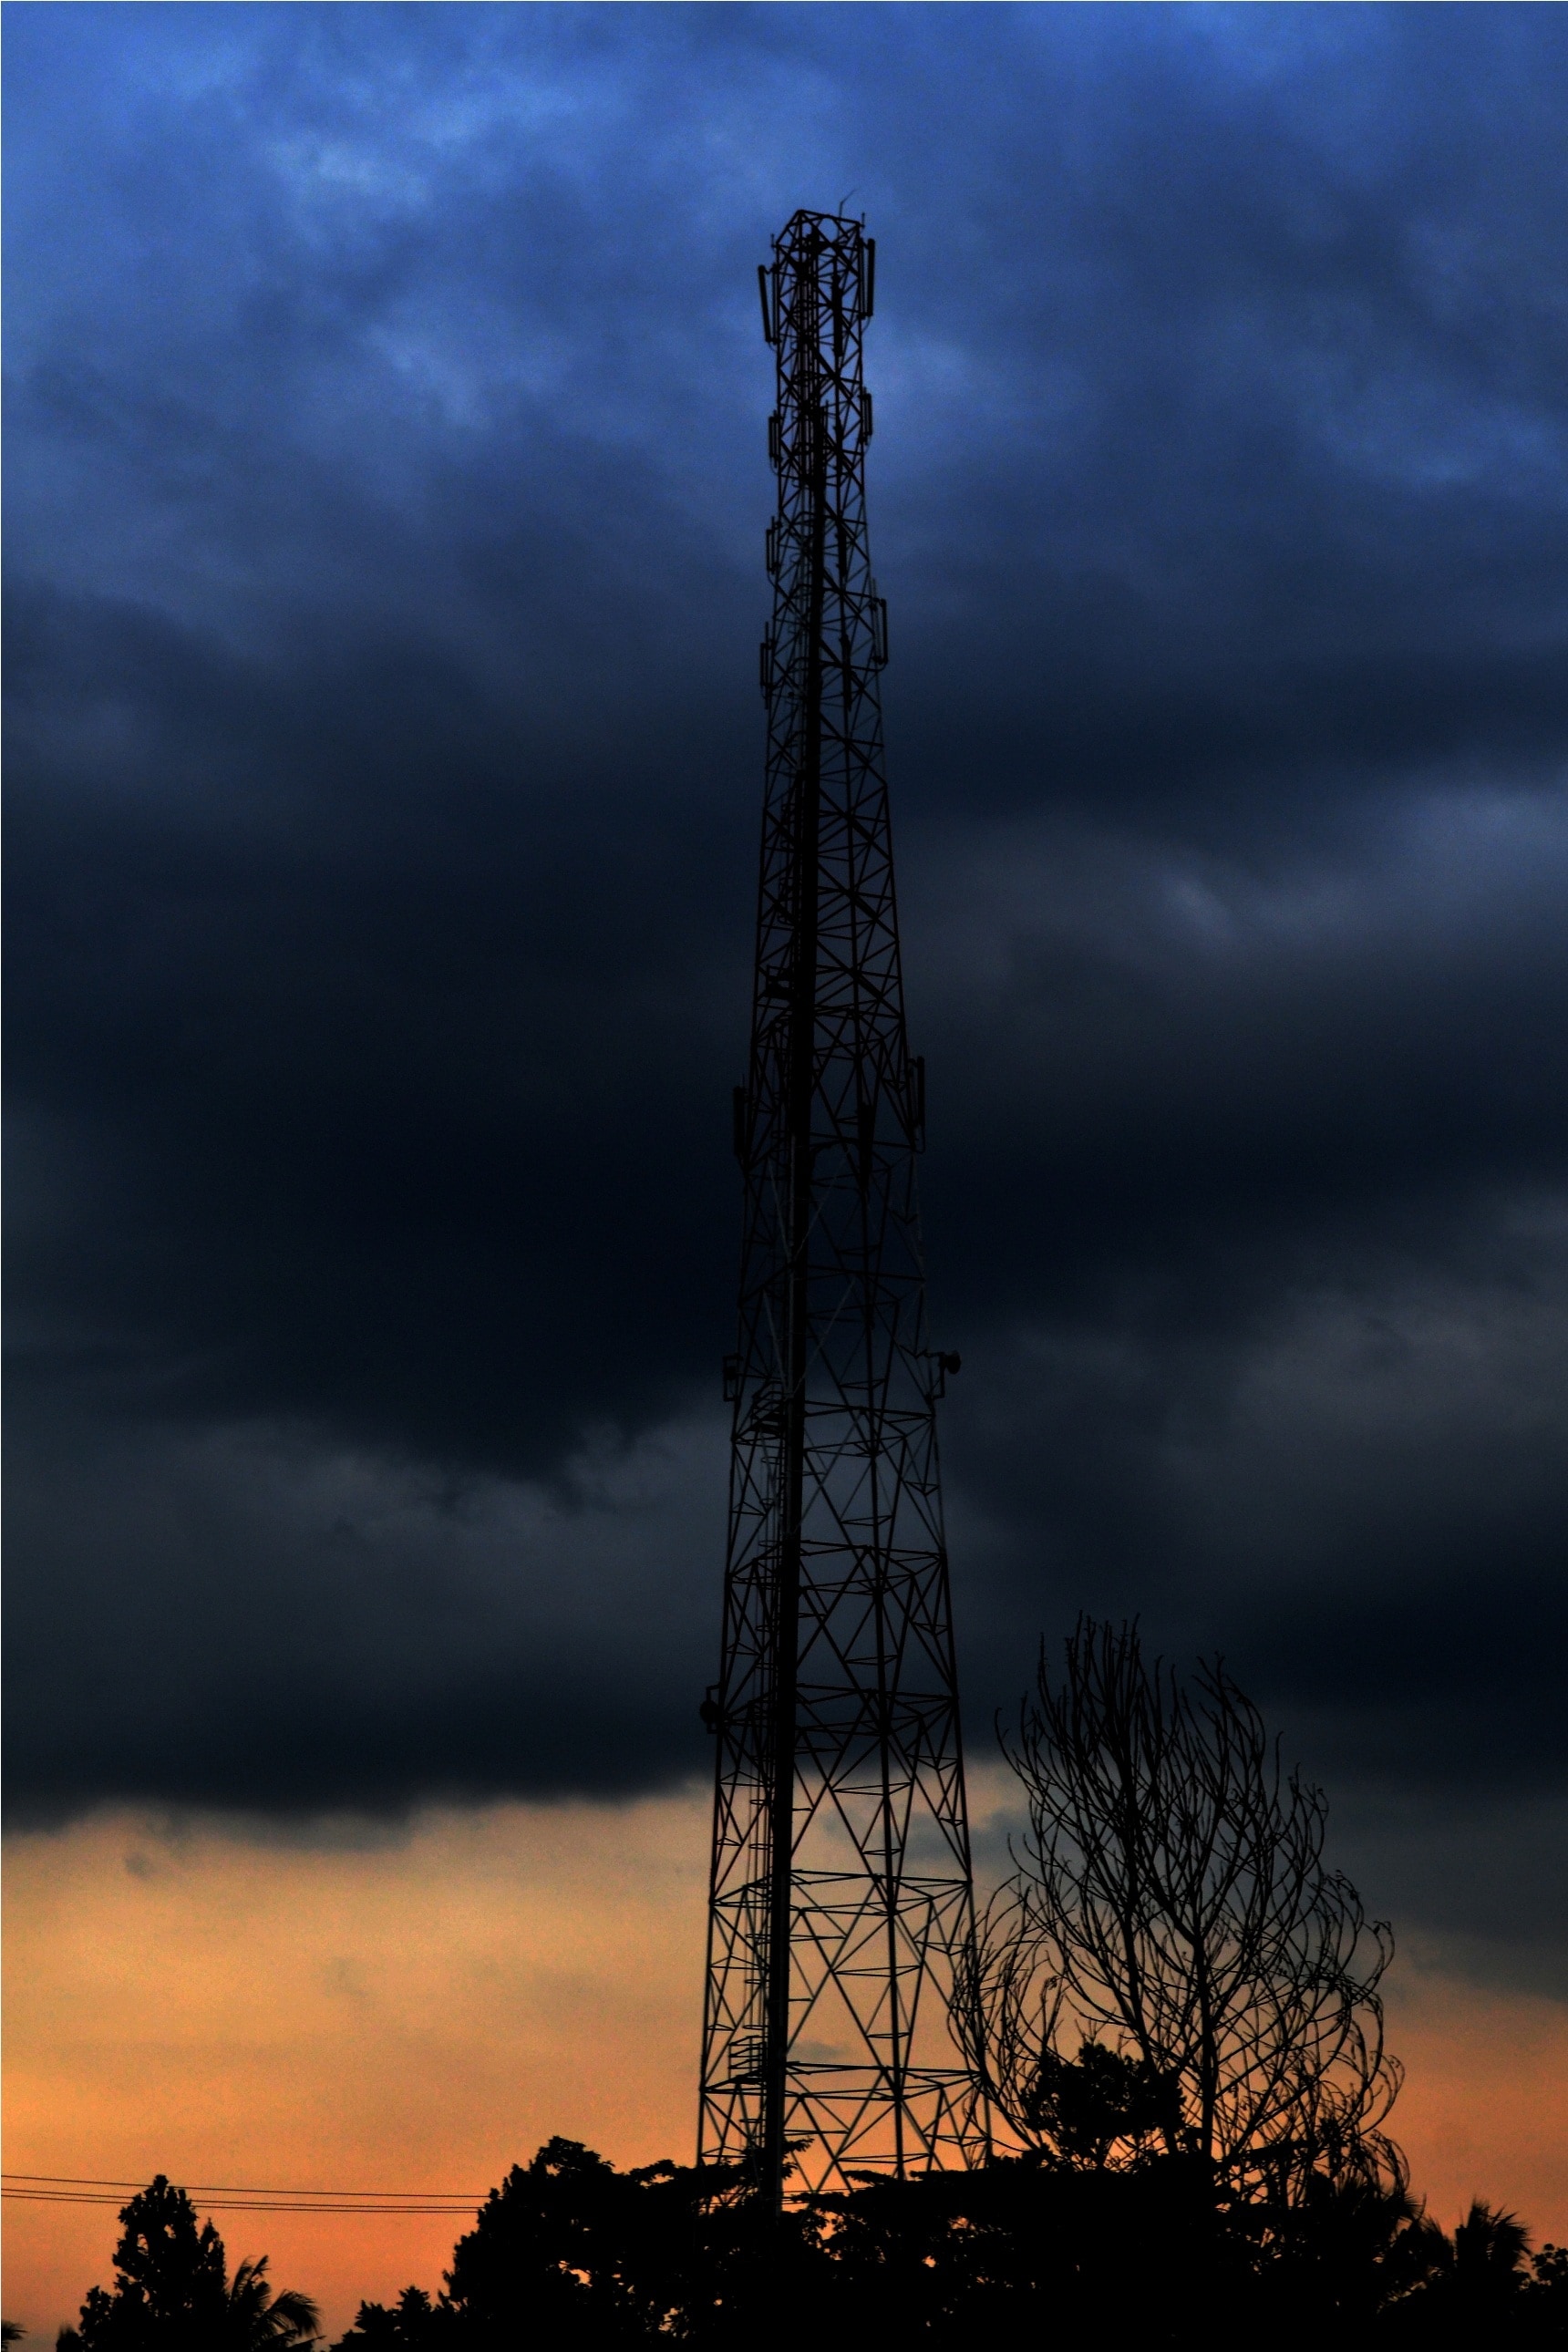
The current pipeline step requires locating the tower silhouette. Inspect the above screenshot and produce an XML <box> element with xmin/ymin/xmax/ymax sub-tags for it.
<box><xmin>699</xmin><ymin>211</ymin><xmax>985</xmax><ymax>2208</ymax></box>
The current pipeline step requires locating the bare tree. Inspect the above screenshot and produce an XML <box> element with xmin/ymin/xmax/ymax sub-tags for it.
<box><xmin>966</xmin><ymin>1620</ymin><xmax>1401</xmax><ymax>2200</ymax></box>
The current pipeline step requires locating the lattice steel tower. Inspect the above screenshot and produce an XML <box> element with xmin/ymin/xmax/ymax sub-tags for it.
<box><xmin>699</xmin><ymin>210</ymin><xmax>985</xmax><ymax>2208</ymax></box>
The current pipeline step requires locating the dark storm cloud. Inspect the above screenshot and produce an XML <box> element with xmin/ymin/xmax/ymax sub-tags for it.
<box><xmin>5</xmin><ymin>2</ymin><xmax>1567</xmax><ymax>1958</ymax></box>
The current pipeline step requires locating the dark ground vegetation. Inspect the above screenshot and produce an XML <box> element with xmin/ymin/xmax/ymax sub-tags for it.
<box><xmin>39</xmin><ymin>2144</ymin><xmax>1568</xmax><ymax>2351</ymax></box>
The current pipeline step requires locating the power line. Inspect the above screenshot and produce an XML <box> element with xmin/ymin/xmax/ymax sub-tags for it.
<box><xmin>7</xmin><ymin>2171</ymin><xmax>487</xmax><ymax>2195</ymax></box>
<box><xmin>2</xmin><ymin>2171</ymin><xmax>486</xmax><ymax>2216</ymax></box>
<box><xmin>3</xmin><ymin>2195</ymin><xmax>478</xmax><ymax>2214</ymax></box>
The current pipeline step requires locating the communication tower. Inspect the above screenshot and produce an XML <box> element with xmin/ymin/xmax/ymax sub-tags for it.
<box><xmin>698</xmin><ymin>210</ymin><xmax>985</xmax><ymax>2208</ymax></box>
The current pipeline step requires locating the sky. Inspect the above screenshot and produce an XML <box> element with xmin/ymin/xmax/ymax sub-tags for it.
<box><xmin>5</xmin><ymin>0</ymin><xmax>1568</xmax><ymax>2334</ymax></box>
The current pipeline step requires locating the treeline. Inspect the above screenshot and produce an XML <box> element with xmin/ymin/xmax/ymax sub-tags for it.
<box><xmin>343</xmin><ymin>2154</ymin><xmax>1568</xmax><ymax>2352</ymax></box>
<box><xmin>40</xmin><ymin>2148</ymin><xmax>1568</xmax><ymax>2349</ymax></box>
<box><xmin>29</xmin><ymin>1626</ymin><xmax>1568</xmax><ymax>2348</ymax></box>
<box><xmin>351</xmin><ymin>2138</ymin><xmax>1568</xmax><ymax>2347</ymax></box>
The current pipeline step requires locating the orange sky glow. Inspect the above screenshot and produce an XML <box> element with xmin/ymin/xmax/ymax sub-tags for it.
<box><xmin>6</xmin><ymin>1796</ymin><xmax>1566</xmax><ymax>2344</ymax></box>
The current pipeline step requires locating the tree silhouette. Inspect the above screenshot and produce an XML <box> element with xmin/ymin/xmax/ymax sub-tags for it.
<box><xmin>222</xmin><ymin>2260</ymin><xmax>321</xmax><ymax>2348</ymax></box>
<box><xmin>1018</xmin><ymin>2037</ymin><xmax>1179</xmax><ymax>2168</ymax></box>
<box><xmin>439</xmin><ymin>2136</ymin><xmax>681</xmax><ymax>2344</ymax></box>
<box><xmin>335</xmin><ymin>2287</ymin><xmax>447</xmax><ymax>2347</ymax></box>
<box><xmin>1522</xmin><ymin>2243</ymin><xmax>1568</xmax><ymax>2344</ymax></box>
<box><xmin>1381</xmin><ymin>2199</ymin><xmax>1556</xmax><ymax>2343</ymax></box>
<box><xmin>334</xmin><ymin>2141</ymin><xmax>830</xmax><ymax>2348</ymax></box>
<box><xmin>967</xmin><ymin>1620</ymin><xmax>1400</xmax><ymax>2201</ymax></box>
<box><xmin>56</xmin><ymin>2178</ymin><xmax>317</xmax><ymax>2351</ymax></box>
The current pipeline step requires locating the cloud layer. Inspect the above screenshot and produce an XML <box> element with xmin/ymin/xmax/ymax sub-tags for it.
<box><xmin>5</xmin><ymin>5</ymin><xmax>1566</xmax><ymax>1969</ymax></box>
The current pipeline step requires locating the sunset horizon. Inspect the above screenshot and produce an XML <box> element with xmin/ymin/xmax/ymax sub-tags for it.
<box><xmin>8</xmin><ymin>1789</ymin><xmax>1568</xmax><ymax>2342</ymax></box>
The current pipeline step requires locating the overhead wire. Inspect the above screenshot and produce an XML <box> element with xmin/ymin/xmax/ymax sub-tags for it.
<box><xmin>1</xmin><ymin>2171</ymin><xmax>488</xmax><ymax>2216</ymax></box>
